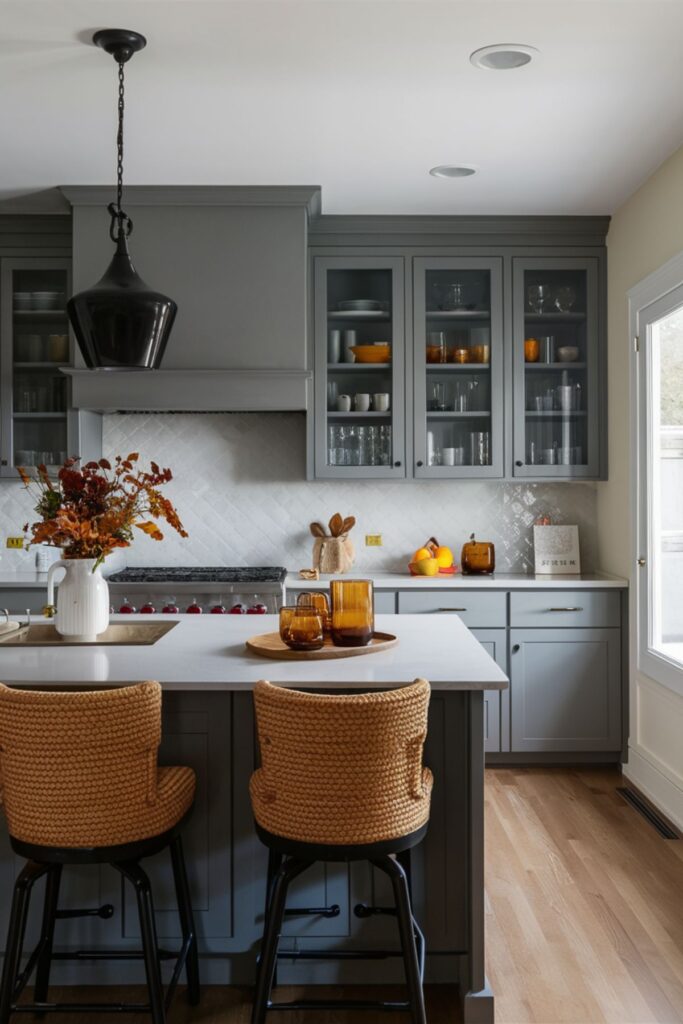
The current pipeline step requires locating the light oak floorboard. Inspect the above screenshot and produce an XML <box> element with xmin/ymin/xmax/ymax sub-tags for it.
<box><xmin>18</xmin><ymin>768</ymin><xmax>683</xmax><ymax>1023</ymax></box>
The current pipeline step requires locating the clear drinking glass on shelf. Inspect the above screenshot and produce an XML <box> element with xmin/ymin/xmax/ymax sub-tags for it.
<box><xmin>470</xmin><ymin>431</ymin><xmax>490</xmax><ymax>466</ymax></box>
<box><xmin>330</xmin><ymin>579</ymin><xmax>374</xmax><ymax>647</ymax></box>
<box><xmin>553</xmin><ymin>286</ymin><xmax>576</xmax><ymax>312</ymax></box>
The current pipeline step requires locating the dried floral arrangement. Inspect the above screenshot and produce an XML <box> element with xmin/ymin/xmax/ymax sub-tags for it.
<box><xmin>19</xmin><ymin>455</ymin><xmax>188</xmax><ymax>568</ymax></box>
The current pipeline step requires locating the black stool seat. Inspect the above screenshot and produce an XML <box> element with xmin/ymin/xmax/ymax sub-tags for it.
<box><xmin>255</xmin><ymin>821</ymin><xmax>428</xmax><ymax>861</ymax></box>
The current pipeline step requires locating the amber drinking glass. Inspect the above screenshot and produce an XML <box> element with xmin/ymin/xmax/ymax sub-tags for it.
<box><xmin>297</xmin><ymin>591</ymin><xmax>331</xmax><ymax>635</ymax></box>
<box><xmin>283</xmin><ymin>608</ymin><xmax>324</xmax><ymax>651</ymax></box>
<box><xmin>279</xmin><ymin>606</ymin><xmax>297</xmax><ymax>644</ymax></box>
<box><xmin>330</xmin><ymin>579</ymin><xmax>374</xmax><ymax>647</ymax></box>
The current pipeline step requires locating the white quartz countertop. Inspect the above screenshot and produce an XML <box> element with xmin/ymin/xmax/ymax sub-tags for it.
<box><xmin>0</xmin><ymin>569</ymin><xmax>628</xmax><ymax>591</ymax></box>
<box><xmin>285</xmin><ymin>570</ymin><xmax>628</xmax><ymax>591</ymax></box>
<box><xmin>0</xmin><ymin>614</ymin><xmax>507</xmax><ymax>692</ymax></box>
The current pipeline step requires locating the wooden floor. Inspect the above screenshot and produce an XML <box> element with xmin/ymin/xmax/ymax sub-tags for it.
<box><xmin>18</xmin><ymin>768</ymin><xmax>683</xmax><ymax>1024</ymax></box>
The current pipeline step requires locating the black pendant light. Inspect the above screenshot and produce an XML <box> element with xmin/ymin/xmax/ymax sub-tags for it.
<box><xmin>67</xmin><ymin>29</ymin><xmax>177</xmax><ymax>370</ymax></box>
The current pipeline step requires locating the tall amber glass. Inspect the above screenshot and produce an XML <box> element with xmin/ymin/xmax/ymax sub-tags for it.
<box><xmin>330</xmin><ymin>579</ymin><xmax>374</xmax><ymax>647</ymax></box>
<box><xmin>297</xmin><ymin>591</ymin><xmax>331</xmax><ymax>636</ymax></box>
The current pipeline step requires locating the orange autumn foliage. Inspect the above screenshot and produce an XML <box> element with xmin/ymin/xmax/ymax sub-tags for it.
<box><xmin>19</xmin><ymin>455</ymin><xmax>188</xmax><ymax>567</ymax></box>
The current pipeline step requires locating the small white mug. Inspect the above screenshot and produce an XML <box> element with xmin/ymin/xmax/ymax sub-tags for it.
<box><xmin>373</xmin><ymin>393</ymin><xmax>390</xmax><ymax>412</ymax></box>
<box><xmin>336</xmin><ymin>394</ymin><xmax>351</xmax><ymax>412</ymax></box>
<box><xmin>354</xmin><ymin>393</ymin><xmax>371</xmax><ymax>412</ymax></box>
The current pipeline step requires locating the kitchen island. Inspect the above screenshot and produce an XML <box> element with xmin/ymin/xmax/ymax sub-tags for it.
<box><xmin>0</xmin><ymin>613</ymin><xmax>507</xmax><ymax>1023</ymax></box>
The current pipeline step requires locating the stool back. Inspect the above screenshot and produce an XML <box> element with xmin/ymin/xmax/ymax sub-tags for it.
<box><xmin>0</xmin><ymin>681</ymin><xmax>163</xmax><ymax>848</ymax></box>
<box><xmin>250</xmin><ymin>679</ymin><xmax>432</xmax><ymax>846</ymax></box>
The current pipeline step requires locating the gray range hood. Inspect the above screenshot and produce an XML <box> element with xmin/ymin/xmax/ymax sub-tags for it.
<box><xmin>64</xmin><ymin>368</ymin><xmax>311</xmax><ymax>413</ymax></box>
<box><xmin>61</xmin><ymin>185</ymin><xmax>319</xmax><ymax>413</ymax></box>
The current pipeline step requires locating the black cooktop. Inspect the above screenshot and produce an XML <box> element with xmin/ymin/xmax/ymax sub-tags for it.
<box><xmin>107</xmin><ymin>567</ymin><xmax>287</xmax><ymax>584</ymax></box>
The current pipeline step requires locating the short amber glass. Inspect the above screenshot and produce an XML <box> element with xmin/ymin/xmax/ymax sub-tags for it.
<box><xmin>286</xmin><ymin>609</ymin><xmax>325</xmax><ymax>651</ymax></box>
<box><xmin>330</xmin><ymin>579</ymin><xmax>374</xmax><ymax>648</ymax></box>
<box><xmin>470</xmin><ymin>344</ymin><xmax>490</xmax><ymax>364</ymax></box>
<box><xmin>524</xmin><ymin>338</ymin><xmax>540</xmax><ymax>362</ymax></box>
<box><xmin>297</xmin><ymin>591</ymin><xmax>331</xmax><ymax>635</ymax></box>
<box><xmin>451</xmin><ymin>347</ymin><xmax>470</xmax><ymax>364</ymax></box>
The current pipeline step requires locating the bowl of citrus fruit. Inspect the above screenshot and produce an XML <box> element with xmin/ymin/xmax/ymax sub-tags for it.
<box><xmin>408</xmin><ymin>537</ymin><xmax>457</xmax><ymax>577</ymax></box>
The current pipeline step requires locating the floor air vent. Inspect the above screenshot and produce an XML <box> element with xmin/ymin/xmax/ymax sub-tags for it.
<box><xmin>617</xmin><ymin>787</ymin><xmax>680</xmax><ymax>840</ymax></box>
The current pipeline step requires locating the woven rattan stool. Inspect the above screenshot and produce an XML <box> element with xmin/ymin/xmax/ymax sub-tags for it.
<box><xmin>249</xmin><ymin>678</ymin><xmax>432</xmax><ymax>1024</ymax></box>
<box><xmin>0</xmin><ymin>681</ymin><xmax>199</xmax><ymax>1024</ymax></box>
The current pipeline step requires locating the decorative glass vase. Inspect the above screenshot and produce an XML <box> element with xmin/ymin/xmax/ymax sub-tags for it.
<box><xmin>46</xmin><ymin>558</ymin><xmax>110</xmax><ymax>641</ymax></box>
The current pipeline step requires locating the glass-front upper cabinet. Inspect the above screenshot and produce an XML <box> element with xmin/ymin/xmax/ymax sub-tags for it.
<box><xmin>512</xmin><ymin>257</ymin><xmax>601</xmax><ymax>478</ymax></box>
<box><xmin>413</xmin><ymin>257</ymin><xmax>504</xmax><ymax>478</ymax></box>
<box><xmin>0</xmin><ymin>258</ymin><xmax>72</xmax><ymax>478</ymax></box>
<box><xmin>313</xmin><ymin>256</ymin><xmax>405</xmax><ymax>478</ymax></box>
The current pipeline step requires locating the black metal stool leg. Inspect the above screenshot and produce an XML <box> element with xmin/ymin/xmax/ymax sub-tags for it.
<box><xmin>117</xmin><ymin>861</ymin><xmax>166</xmax><ymax>1024</ymax></box>
<box><xmin>169</xmin><ymin>835</ymin><xmax>200</xmax><ymax>1007</ymax></box>
<box><xmin>264</xmin><ymin>849</ymin><xmax>282</xmax><ymax>991</ymax></box>
<box><xmin>251</xmin><ymin>858</ymin><xmax>308</xmax><ymax>1024</ymax></box>
<box><xmin>0</xmin><ymin>861</ymin><xmax>47</xmax><ymax>1024</ymax></box>
<box><xmin>374</xmin><ymin>856</ymin><xmax>427</xmax><ymax>1024</ymax></box>
<box><xmin>33</xmin><ymin>864</ymin><xmax>63</xmax><ymax>1009</ymax></box>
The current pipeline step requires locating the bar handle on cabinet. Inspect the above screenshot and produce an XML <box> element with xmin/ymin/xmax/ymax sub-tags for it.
<box><xmin>547</xmin><ymin>606</ymin><xmax>583</xmax><ymax>612</ymax></box>
<box><xmin>437</xmin><ymin>607</ymin><xmax>467</xmax><ymax>612</ymax></box>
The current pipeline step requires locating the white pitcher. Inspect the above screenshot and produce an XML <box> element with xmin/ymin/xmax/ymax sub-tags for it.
<box><xmin>46</xmin><ymin>558</ymin><xmax>110</xmax><ymax>641</ymax></box>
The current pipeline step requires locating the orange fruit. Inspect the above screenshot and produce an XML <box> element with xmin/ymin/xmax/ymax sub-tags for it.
<box><xmin>413</xmin><ymin>547</ymin><xmax>432</xmax><ymax>563</ymax></box>
<box><xmin>434</xmin><ymin>545</ymin><xmax>454</xmax><ymax>569</ymax></box>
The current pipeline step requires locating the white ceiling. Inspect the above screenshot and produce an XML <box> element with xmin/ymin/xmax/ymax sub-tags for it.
<box><xmin>1</xmin><ymin>0</ymin><xmax>682</xmax><ymax>215</ymax></box>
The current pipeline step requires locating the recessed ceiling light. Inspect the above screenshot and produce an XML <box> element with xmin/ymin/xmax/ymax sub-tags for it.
<box><xmin>470</xmin><ymin>44</ymin><xmax>538</xmax><ymax>70</ymax></box>
<box><xmin>429</xmin><ymin>165</ymin><xmax>477</xmax><ymax>179</ymax></box>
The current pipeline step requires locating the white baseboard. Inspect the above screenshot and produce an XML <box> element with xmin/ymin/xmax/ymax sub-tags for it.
<box><xmin>623</xmin><ymin>746</ymin><xmax>683</xmax><ymax>832</ymax></box>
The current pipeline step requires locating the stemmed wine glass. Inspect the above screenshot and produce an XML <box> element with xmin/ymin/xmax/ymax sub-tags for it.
<box><xmin>527</xmin><ymin>284</ymin><xmax>550</xmax><ymax>314</ymax></box>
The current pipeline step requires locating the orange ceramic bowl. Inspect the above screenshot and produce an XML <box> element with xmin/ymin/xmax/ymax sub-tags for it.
<box><xmin>350</xmin><ymin>344</ymin><xmax>391</xmax><ymax>364</ymax></box>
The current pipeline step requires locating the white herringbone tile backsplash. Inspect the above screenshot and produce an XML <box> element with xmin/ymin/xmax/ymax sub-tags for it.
<box><xmin>1</xmin><ymin>413</ymin><xmax>599</xmax><ymax>573</ymax></box>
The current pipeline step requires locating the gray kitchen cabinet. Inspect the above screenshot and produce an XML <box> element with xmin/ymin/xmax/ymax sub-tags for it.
<box><xmin>413</xmin><ymin>257</ymin><xmax>504</xmax><ymax>478</ymax></box>
<box><xmin>309</xmin><ymin>218</ymin><xmax>608</xmax><ymax>481</ymax></box>
<box><xmin>471</xmin><ymin>629</ymin><xmax>508</xmax><ymax>753</ymax></box>
<box><xmin>509</xmin><ymin>628</ymin><xmax>621</xmax><ymax>752</ymax></box>
<box><xmin>512</xmin><ymin>256</ymin><xmax>604</xmax><ymax>479</ymax></box>
<box><xmin>0</xmin><ymin>257</ymin><xmax>101</xmax><ymax>479</ymax></box>
<box><xmin>397</xmin><ymin>590</ymin><xmax>506</xmax><ymax>629</ymax></box>
<box><xmin>311</xmin><ymin>255</ymin><xmax>406</xmax><ymax>479</ymax></box>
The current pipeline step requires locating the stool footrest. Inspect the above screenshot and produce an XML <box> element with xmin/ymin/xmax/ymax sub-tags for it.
<box><xmin>55</xmin><ymin>904</ymin><xmax>114</xmax><ymax>920</ymax></box>
<box><xmin>284</xmin><ymin>904</ymin><xmax>340</xmax><ymax>919</ymax></box>
<box><xmin>267</xmin><ymin>998</ymin><xmax>410</xmax><ymax>1013</ymax></box>
<box><xmin>277</xmin><ymin>948</ymin><xmax>405</xmax><ymax>961</ymax></box>
<box><xmin>51</xmin><ymin>947</ymin><xmax>178</xmax><ymax>961</ymax></box>
<box><xmin>354</xmin><ymin>903</ymin><xmax>398</xmax><ymax>918</ymax></box>
<box><xmin>12</xmin><ymin>1002</ymin><xmax>150</xmax><ymax>1014</ymax></box>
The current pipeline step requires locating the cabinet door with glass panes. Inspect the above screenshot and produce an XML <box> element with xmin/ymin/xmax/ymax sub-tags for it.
<box><xmin>512</xmin><ymin>257</ymin><xmax>601</xmax><ymax>478</ymax></box>
<box><xmin>313</xmin><ymin>256</ymin><xmax>405</xmax><ymax>478</ymax></box>
<box><xmin>413</xmin><ymin>257</ymin><xmax>504</xmax><ymax>478</ymax></box>
<box><xmin>0</xmin><ymin>258</ymin><xmax>72</xmax><ymax>479</ymax></box>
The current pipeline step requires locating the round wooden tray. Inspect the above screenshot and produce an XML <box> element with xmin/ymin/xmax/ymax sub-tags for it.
<box><xmin>246</xmin><ymin>631</ymin><xmax>398</xmax><ymax>660</ymax></box>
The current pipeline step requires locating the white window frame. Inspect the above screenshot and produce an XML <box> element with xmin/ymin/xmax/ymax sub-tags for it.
<box><xmin>630</xmin><ymin>249</ymin><xmax>683</xmax><ymax>698</ymax></box>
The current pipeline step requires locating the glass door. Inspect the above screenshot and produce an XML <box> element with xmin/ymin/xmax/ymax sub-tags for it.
<box><xmin>413</xmin><ymin>257</ymin><xmax>503</xmax><ymax>478</ymax></box>
<box><xmin>513</xmin><ymin>257</ymin><xmax>600</xmax><ymax>478</ymax></box>
<box><xmin>0</xmin><ymin>258</ymin><xmax>72</xmax><ymax>478</ymax></box>
<box><xmin>313</xmin><ymin>256</ymin><xmax>405</xmax><ymax>479</ymax></box>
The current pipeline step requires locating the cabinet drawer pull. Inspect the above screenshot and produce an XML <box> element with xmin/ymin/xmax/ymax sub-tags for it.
<box><xmin>437</xmin><ymin>607</ymin><xmax>467</xmax><ymax>612</ymax></box>
<box><xmin>548</xmin><ymin>606</ymin><xmax>583</xmax><ymax>612</ymax></box>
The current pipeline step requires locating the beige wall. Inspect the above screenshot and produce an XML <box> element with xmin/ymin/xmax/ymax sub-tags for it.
<box><xmin>600</xmin><ymin>143</ymin><xmax>683</xmax><ymax>827</ymax></box>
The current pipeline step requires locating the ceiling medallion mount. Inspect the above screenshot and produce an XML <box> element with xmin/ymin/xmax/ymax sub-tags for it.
<box><xmin>93</xmin><ymin>28</ymin><xmax>147</xmax><ymax>63</ymax></box>
<box><xmin>67</xmin><ymin>28</ymin><xmax>177</xmax><ymax>371</ymax></box>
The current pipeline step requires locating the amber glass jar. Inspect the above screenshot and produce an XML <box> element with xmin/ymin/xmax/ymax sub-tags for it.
<box><xmin>330</xmin><ymin>579</ymin><xmax>374</xmax><ymax>647</ymax></box>
<box><xmin>297</xmin><ymin>591</ymin><xmax>331</xmax><ymax>635</ymax></box>
<box><xmin>461</xmin><ymin>534</ymin><xmax>495</xmax><ymax>575</ymax></box>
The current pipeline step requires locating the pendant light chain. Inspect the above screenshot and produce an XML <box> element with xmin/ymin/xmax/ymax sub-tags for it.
<box><xmin>108</xmin><ymin>58</ymin><xmax>133</xmax><ymax>242</ymax></box>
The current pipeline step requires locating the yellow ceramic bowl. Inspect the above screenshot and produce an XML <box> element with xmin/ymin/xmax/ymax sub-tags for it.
<box><xmin>350</xmin><ymin>344</ymin><xmax>391</xmax><ymax>364</ymax></box>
